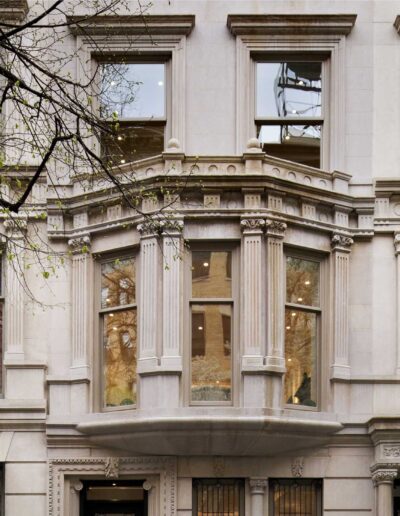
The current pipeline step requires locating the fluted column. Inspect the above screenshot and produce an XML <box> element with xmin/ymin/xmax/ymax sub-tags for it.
<box><xmin>240</xmin><ymin>218</ymin><xmax>265</xmax><ymax>368</ymax></box>
<box><xmin>161</xmin><ymin>220</ymin><xmax>183</xmax><ymax>370</ymax></box>
<box><xmin>68</xmin><ymin>235</ymin><xmax>92</xmax><ymax>378</ymax></box>
<box><xmin>394</xmin><ymin>232</ymin><xmax>400</xmax><ymax>374</ymax></box>
<box><xmin>265</xmin><ymin>220</ymin><xmax>287</xmax><ymax>372</ymax></box>
<box><xmin>371</xmin><ymin>467</ymin><xmax>397</xmax><ymax>516</ymax></box>
<box><xmin>3</xmin><ymin>218</ymin><xmax>26</xmax><ymax>362</ymax></box>
<box><xmin>249</xmin><ymin>478</ymin><xmax>268</xmax><ymax>516</ymax></box>
<box><xmin>331</xmin><ymin>233</ymin><xmax>353</xmax><ymax>379</ymax></box>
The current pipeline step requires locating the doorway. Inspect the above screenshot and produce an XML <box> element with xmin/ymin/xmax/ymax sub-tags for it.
<box><xmin>80</xmin><ymin>480</ymin><xmax>148</xmax><ymax>516</ymax></box>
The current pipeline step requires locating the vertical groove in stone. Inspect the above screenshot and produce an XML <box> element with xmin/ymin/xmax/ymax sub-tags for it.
<box><xmin>163</xmin><ymin>236</ymin><xmax>180</xmax><ymax>356</ymax></box>
<box><xmin>5</xmin><ymin>243</ymin><xmax>24</xmax><ymax>356</ymax></box>
<box><xmin>242</xmin><ymin>235</ymin><xmax>262</xmax><ymax>354</ymax></box>
<box><xmin>139</xmin><ymin>237</ymin><xmax>158</xmax><ymax>357</ymax></box>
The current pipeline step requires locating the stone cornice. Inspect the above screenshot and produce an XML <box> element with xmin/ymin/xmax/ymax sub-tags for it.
<box><xmin>66</xmin><ymin>14</ymin><xmax>195</xmax><ymax>36</ymax></box>
<box><xmin>227</xmin><ymin>14</ymin><xmax>357</xmax><ymax>36</ymax></box>
<box><xmin>394</xmin><ymin>15</ymin><xmax>400</xmax><ymax>34</ymax></box>
<box><xmin>0</xmin><ymin>0</ymin><xmax>28</xmax><ymax>22</ymax></box>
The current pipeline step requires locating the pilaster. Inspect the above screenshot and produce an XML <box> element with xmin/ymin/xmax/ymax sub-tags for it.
<box><xmin>394</xmin><ymin>232</ymin><xmax>400</xmax><ymax>374</ymax></box>
<box><xmin>249</xmin><ymin>478</ymin><xmax>268</xmax><ymax>516</ymax></box>
<box><xmin>330</xmin><ymin>232</ymin><xmax>353</xmax><ymax>380</ymax></box>
<box><xmin>371</xmin><ymin>465</ymin><xmax>398</xmax><ymax>516</ymax></box>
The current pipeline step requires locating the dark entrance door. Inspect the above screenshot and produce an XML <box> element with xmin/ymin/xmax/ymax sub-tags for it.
<box><xmin>80</xmin><ymin>480</ymin><xmax>147</xmax><ymax>516</ymax></box>
<box><xmin>394</xmin><ymin>479</ymin><xmax>400</xmax><ymax>515</ymax></box>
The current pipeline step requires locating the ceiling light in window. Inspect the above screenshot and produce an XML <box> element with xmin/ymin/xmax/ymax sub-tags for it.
<box><xmin>117</xmin><ymin>136</ymin><xmax>123</xmax><ymax>141</ymax></box>
<box><xmin>203</xmin><ymin>262</ymin><xmax>209</xmax><ymax>267</ymax></box>
<box><xmin>216</xmin><ymin>380</ymin><xmax>220</xmax><ymax>384</ymax></box>
<box><xmin>286</xmin><ymin>326</ymin><xmax>291</xmax><ymax>330</ymax></box>
<box><xmin>297</xmin><ymin>297</ymin><xmax>303</xmax><ymax>302</ymax></box>
<box><xmin>106</xmin><ymin>298</ymin><xmax>110</xmax><ymax>303</ymax></box>
<box><xmin>285</xmin><ymin>134</ymin><xmax>291</xmax><ymax>140</ymax></box>
<box><xmin>305</xmin><ymin>280</ymin><xmax>310</xmax><ymax>285</ymax></box>
<box><xmin>287</xmin><ymin>358</ymin><xmax>292</xmax><ymax>362</ymax></box>
<box><xmin>120</xmin><ymin>159</ymin><xmax>126</xmax><ymax>164</ymax></box>
<box><xmin>158</xmin><ymin>81</ymin><xmax>164</xmax><ymax>86</ymax></box>
<box><xmin>198</xmin><ymin>326</ymin><xmax>203</xmax><ymax>331</ymax></box>
<box><xmin>109</xmin><ymin>313</ymin><xmax>114</xmax><ymax>317</ymax></box>
<box><xmin>291</xmin><ymin>312</ymin><xmax>296</xmax><ymax>317</ymax></box>
<box><xmin>112</xmin><ymin>326</ymin><xmax>117</xmax><ymax>331</ymax></box>
<box><xmin>112</xmin><ymin>483</ymin><xmax>117</xmax><ymax>486</ymax></box>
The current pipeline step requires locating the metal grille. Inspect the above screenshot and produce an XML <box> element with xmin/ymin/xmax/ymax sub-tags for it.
<box><xmin>193</xmin><ymin>479</ymin><xmax>244</xmax><ymax>516</ymax></box>
<box><xmin>270</xmin><ymin>479</ymin><xmax>322</xmax><ymax>516</ymax></box>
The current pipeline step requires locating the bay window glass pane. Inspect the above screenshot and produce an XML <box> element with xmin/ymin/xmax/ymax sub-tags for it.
<box><xmin>257</xmin><ymin>124</ymin><xmax>321</xmax><ymax>168</ymax></box>
<box><xmin>102</xmin><ymin>122</ymin><xmax>165</xmax><ymax>164</ymax></box>
<box><xmin>256</xmin><ymin>62</ymin><xmax>322</xmax><ymax>118</ymax></box>
<box><xmin>191</xmin><ymin>304</ymin><xmax>232</xmax><ymax>402</ymax></box>
<box><xmin>285</xmin><ymin>309</ymin><xmax>317</xmax><ymax>407</ymax></box>
<box><xmin>100</xmin><ymin>63</ymin><xmax>165</xmax><ymax>119</ymax></box>
<box><xmin>192</xmin><ymin>251</ymin><xmax>232</xmax><ymax>299</ymax></box>
<box><xmin>271</xmin><ymin>479</ymin><xmax>322</xmax><ymax>516</ymax></box>
<box><xmin>286</xmin><ymin>257</ymin><xmax>320</xmax><ymax>307</ymax></box>
<box><xmin>101</xmin><ymin>258</ymin><xmax>135</xmax><ymax>309</ymax></box>
<box><xmin>103</xmin><ymin>309</ymin><xmax>137</xmax><ymax>407</ymax></box>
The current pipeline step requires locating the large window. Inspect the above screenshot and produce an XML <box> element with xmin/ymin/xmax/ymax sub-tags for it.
<box><xmin>190</xmin><ymin>250</ymin><xmax>233</xmax><ymax>403</ymax></box>
<box><xmin>193</xmin><ymin>479</ymin><xmax>244</xmax><ymax>516</ymax></box>
<box><xmin>256</xmin><ymin>59</ymin><xmax>323</xmax><ymax>168</ymax></box>
<box><xmin>285</xmin><ymin>256</ymin><xmax>321</xmax><ymax>408</ymax></box>
<box><xmin>269</xmin><ymin>479</ymin><xmax>322</xmax><ymax>515</ymax></box>
<box><xmin>99</xmin><ymin>61</ymin><xmax>167</xmax><ymax>164</ymax></box>
<box><xmin>100</xmin><ymin>257</ymin><xmax>137</xmax><ymax>408</ymax></box>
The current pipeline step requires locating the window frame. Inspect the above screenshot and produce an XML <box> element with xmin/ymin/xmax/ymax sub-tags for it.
<box><xmin>192</xmin><ymin>478</ymin><xmax>245</xmax><ymax>516</ymax></box>
<box><xmin>283</xmin><ymin>248</ymin><xmax>328</xmax><ymax>412</ymax></box>
<box><xmin>254</xmin><ymin>54</ymin><xmax>328</xmax><ymax>169</ymax></box>
<box><xmin>94</xmin><ymin>250</ymin><xmax>139</xmax><ymax>413</ymax></box>
<box><xmin>184</xmin><ymin>242</ymin><xmax>239</xmax><ymax>407</ymax></box>
<box><xmin>269</xmin><ymin>478</ymin><xmax>323</xmax><ymax>515</ymax></box>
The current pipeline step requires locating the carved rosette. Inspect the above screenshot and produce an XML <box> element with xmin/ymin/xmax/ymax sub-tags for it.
<box><xmin>394</xmin><ymin>232</ymin><xmax>400</xmax><ymax>255</ymax></box>
<box><xmin>371</xmin><ymin>467</ymin><xmax>398</xmax><ymax>486</ymax></box>
<box><xmin>68</xmin><ymin>234</ymin><xmax>91</xmax><ymax>254</ymax></box>
<box><xmin>249</xmin><ymin>478</ymin><xmax>268</xmax><ymax>495</ymax></box>
<box><xmin>240</xmin><ymin>218</ymin><xmax>265</xmax><ymax>233</ymax></box>
<box><xmin>331</xmin><ymin>233</ymin><xmax>354</xmax><ymax>252</ymax></box>
<box><xmin>265</xmin><ymin>219</ymin><xmax>287</xmax><ymax>238</ymax></box>
<box><xmin>104</xmin><ymin>457</ymin><xmax>120</xmax><ymax>479</ymax></box>
<box><xmin>291</xmin><ymin>457</ymin><xmax>304</xmax><ymax>478</ymax></box>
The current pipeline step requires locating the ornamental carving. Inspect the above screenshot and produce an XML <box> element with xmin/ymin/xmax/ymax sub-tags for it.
<box><xmin>240</xmin><ymin>218</ymin><xmax>265</xmax><ymax>232</ymax></box>
<box><xmin>3</xmin><ymin>216</ymin><xmax>27</xmax><ymax>235</ymax></box>
<box><xmin>213</xmin><ymin>456</ymin><xmax>225</xmax><ymax>477</ymax></box>
<box><xmin>383</xmin><ymin>446</ymin><xmax>400</xmax><ymax>458</ymax></box>
<box><xmin>394</xmin><ymin>233</ymin><xmax>400</xmax><ymax>255</ymax></box>
<box><xmin>291</xmin><ymin>457</ymin><xmax>304</xmax><ymax>478</ymax></box>
<box><xmin>104</xmin><ymin>457</ymin><xmax>120</xmax><ymax>479</ymax></box>
<box><xmin>249</xmin><ymin>478</ymin><xmax>268</xmax><ymax>494</ymax></box>
<box><xmin>137</xmin><ymin>218</ymin><xmax>183</xmax><ymax>236</ymax></box>
<box><xmin>265</xmin><ymin>219</ymin><xmax>287</xmax><ymax>237</ymax></box>
<box><xmin>68</xmin><ymin>234</ymin><xmax>91</xmax><ymax>254</ymax></box>
<box><xmin>371</xmin><ymin>469</ymin><xmax>398</xmax><ymax>486</ymax></box>
<box><xmin>331</xmin><ymin>233</ymin><xmax>354</xmax><ymax>250</ymax></box>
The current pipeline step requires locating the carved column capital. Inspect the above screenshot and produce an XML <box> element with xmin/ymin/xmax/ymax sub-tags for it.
<box><xmin>249</xmin><ymin>478</ymin><xmax>268</xmax><ymax>495</ymax></box>
<box><xmin>265</xmin><ymin>219</ymin><xmax>287</xmax><ymax>238</ymax></box>
<box><xmin>394</xmin><ymin>232</ymin><xmax>400</xmax><ymax>255</ymax></box>
<box><xmin>240</xmin><ymin>218</ymin><xmax>265</xmax><ymax>233</ymax></box>
<box><xmin>68</xmin><ymin>234</ymin><xmax>91</xmax><ymax>254</ymax></box>
<box><xmin>3</xmin><ymin>216</ymin><xmax>27</xmax><ymax>237</ymax></box>
<box><xmin>371</xmin><ymin>467</ymin><xmax>398</xmax><ymax>486</ymax></box>
<box><xmin>331</xmin><ymin>232</ymin><xmax>354</xmax><ymax>252</ymax></box>
<box><xmin>138</xmin><ymin>218</ymin><xmax>184</xmax><ymax>237</ymax></box>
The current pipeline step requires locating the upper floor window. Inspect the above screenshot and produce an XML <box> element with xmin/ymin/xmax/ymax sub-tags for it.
<box><xmin>285</xmin><ymin>256</ymin><xmax>321</xmax><ymax>408</ymax></box>
<box><xmin>99</xmin><ymin>61</ymin><xmax>167</xmax><ymax>164</ymax></box>
<box><xmin>100</xmin><ymin>257</ymin><xmax>137</xmax><ymax>408</ymax></box>
<box><xmin>256</xmin><ymin>59</ymin><xmax>323</xmax><ymax>168</ymax></box>
<box><xmin>190</xmin><ymin>250</ymin><xmax>234</xmax><ymax>404</ymax></box>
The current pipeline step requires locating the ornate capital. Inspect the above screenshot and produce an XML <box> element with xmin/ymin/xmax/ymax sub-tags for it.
<box><xmin>240</xmin><ymin>218</ymin><xmax>265</xmax><ymax>233</ymax></box>
<box><xmin>331</xmin><ymin>233</ymin><xmax>354</xmax><ymax>252</ymax></box>
<box><xmin>3</xmin><ymin>216</ymin><xmax>27</xmax><ymax>236</ymax></box>
<box><xmin>104</xmin><ymin>457</ymin><xmax>120</xmax><ymax>479</ymax></box>
<box><xmin>249</xmin><ymin>478</ymin><xmax>268</xmax><ymax>494</ymax></box>
<box><xmin>138</xmin><ymin>218</ymin><xmax>183</xmax><ymax>237</ymax></box>
<box><xmin>68</xmin><ymin>235</ymin><xmax>91</xmax><ymax>254</ymax></box>
<box><xmin>265</xmin><ymin>219</ymin><xmax>287</xmax><ymax>238</ymax></box>
<box><xmin>291</xmin><ymin>457</ymin><xmax>304</xmax><ymax>478</ymax></box>
<box><xmin>371</xmin><ymin>468</ymin><xmax>398</xmax><ymax>486</ymax></box>
<box><xmin>394</xmin><ymin>232</ymin><xmax>400</xmax><ymax>255</ymax></box>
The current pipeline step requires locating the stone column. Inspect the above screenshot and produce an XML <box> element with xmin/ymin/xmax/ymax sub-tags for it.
<box><xmin>265</xmin><ymin>220</ymin><xmax>287</xmax><ymax>373</ymax></box>
<box><xmin>394</xmin><ymin>232</ymin><xmax>400</xmax><ymax>374</ymax></box>
<box><xmin>249</xmin><ymin>478</ymin><xmax>268</xmax><ymax>516</ymax></box>
<box><xmin>331</xmin><ymin>233</ymin><xmax>353</xmax><ymax>379</ymax></box>
<box><xmin>371</xmin><ymin>467</ymin><xmax>397</xmax><ymax>516</ymax></box>
<box><xmin>68</xmin><ymin>235</ymin><xmax>92</xmax><ymax>413</ymax></box>
<box><xmin>161</xmin><ymin>220</ymin><xmax>183</xmax><ymax>370</ymax></box>
<box><xmin>3</xmin><ymin>218</ymin><xmax>26</xmax><ymax>362</ymax></box>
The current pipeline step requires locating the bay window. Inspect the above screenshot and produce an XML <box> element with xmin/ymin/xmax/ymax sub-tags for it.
<box><xmin>285</xmin><ymin>255</ymin><xmax>321</xmax><ymax>408</ymax></box>
<box><xmin>100</xmin><ymin>256</ymin><xmax>137</xmax><ymax>408</ymax></box>
<box><xmin>190</xmin><ymin>250</ymin><xmax>234</xmax><ymax>403</ymax></box>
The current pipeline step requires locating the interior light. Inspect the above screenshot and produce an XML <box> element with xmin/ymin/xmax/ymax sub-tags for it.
<box><xmin>291</xmin><ymin>312</ymin><xmax>296</xmax><ymax>317</ymax></box>
<box><xmin>298</xmin><ymin>80</ymin><xmax>304</xmax><ymax>86</ymax></box>
<box><xmin>117</xmin><ymin>136</ymin><xmax>123</xmax><ymax>141</ymax></box>
<box><xmin>297</xmin><ymin>297</ymin><xmax>303</xmax><ymax>302</ymax></box>
<box><xmin>203</xmin><ymin>262</ymin><xmax>209</xmax><ymax>267</ymax></box>
<box><xmin>112</xmin><ymin>326</ymin><xmax>117</xmax><ymax>331</ymax></box>
<box><xmin>109</xmin><ymin>313</ymin><xmax>114</xmax><ymax>317</ymax></box>
<box><xmin>158</xmin><ymin>81</ymin><xmax>164</xmax><ymax>86</ymax></box>
<box><xmin>106</xmin><ymin>298</ymin><xmax>110</xmax><ymax>302</ymax></box>
<box><xmin>285</xmin><ymin>134</ymin><xmax>291</xmax><ymax>140</ymax></box>
<box><xmin>112</xmin><ymin>483</ymin><xmax>117</xmax><ymax>486</ymax></box>
<box><xmin>286</xmin><ymin>326</ymin><xmax>291</xmax><ymax>330</ymax></box>
<box><xmin>288</xmin><ymin>358</ymin><xmax>292</xmax><ymax>362</ymax></box>
<box><xmin>120</xmin><ymin>159</ymin><xmax>126</xmax><ymax>164</ymax></box>
<box><xmin>198</xmin><ymin>326</ymin><xmax>203</xmax><ymax>331</ymax></box>
<box><xmin>293</xmin><ymin>396</ymin><xmax>299</xmax><ymax>404</ymax></box>
<box><xmin>216</xmin><ymin>380</ymin><xmax>220</xmax><ymax>384</ymax></box>
<box><xmin>305</xmin><ymin>280</ymin><xmax>310</xmax><ymax>285</ymax></box>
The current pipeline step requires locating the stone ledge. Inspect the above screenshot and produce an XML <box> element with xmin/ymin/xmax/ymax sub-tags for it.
<box><xmin>0</xmin><ymin>0</ymin><xmax>28</xmax><ymax>22</ymax></box>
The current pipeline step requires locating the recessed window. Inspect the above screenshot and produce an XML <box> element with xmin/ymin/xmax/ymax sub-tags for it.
<box><xmin>256</xmin><ymin>61</ymin><xmax>323</xmax><ymax>168</ymax></box>
<box><xmin>193</xmin><ymin>479</ymin><xmax>245</xmax><ymax>516</ymax></box>
<box><xmin>285</xmin><ymin>256</ymin><xmax>321</xmax><ymax>408</ymax></box>
<box><xmin>99</xmin><ymin>62</ymin><xmax>166</xmax><ymax>164</ymax></box>
<box><xmin>190</xmin><ymin>251</ymin><xmax>233</xmax><ymax>403</ymax></box>
<box><xmin>100</xmin><ymin>257</ymin><xmax>137</xmax><ymax>408</ymax></box>
<box><xmin>269</xmin><ymin>479</ymin><xmax>322</xmax><ymax>515</ymax></box>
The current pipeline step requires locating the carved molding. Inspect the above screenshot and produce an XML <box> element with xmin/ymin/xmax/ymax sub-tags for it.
<box><xmin>3</xmin><ymin>216</ymin><xmax>27</xmax><ymax>235</ymax></box>
<box><xmin>68</xmin><ymin>235</ymin><xmax>91</xmax><ymax>254</ymax></box>
<box><xmin>383</xmin><ymin>446</ymin><xmax>400</xmax><ymax>458</ymax></box>
<box><xmin>291</xmin><ymin>457</ymin><xmax>304</xmax><ymax>478</ymax></box>
<box><xmin>394</xmin><ymin>233</ymin><xmax>400</xmax><ymax>255</ymax></box>
<box><xmin>48</xmin><ymin>457</ymin><xmax>177</xmax><ymax>516</ymax></box>
<box><xmin>0</xmin><ymin>0</ymin><xmax>28</xmax><ymax>22</ymax></box>
<box><xmin>331</xmin><ymin>233</ymin><xmax>354</xmax><ymax>251</ymax></box>
<box><xmin>240</xmin><ymin>218</ymin><xmax>265</xmax><ymax>232</ymax></box>
<box><xmin>249</xmin><ymin>478</ymin><xmax>268</xmax><ymax>494</ymax></box>
<box><xmin>105</xmin><ymin>457</ymin><xmax>120</xmax><ymax>479</ymax></box>
<box><xmin>265</xmin><ymin>219</ymin><xmax>287</xmax><ymax>238</ymax></box>
<box><xmin>371</xmin><ymin>468</ymin><xmax>398</xmax><ymax>486</ymax></box>
<box><xmin>138</xmin><ymin>218</ymin><xmax>183</xmax><ymax>237</ymax></box>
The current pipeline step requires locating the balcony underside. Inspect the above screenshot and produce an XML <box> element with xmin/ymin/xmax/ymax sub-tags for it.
<box><xmin>77</xmin><ymin>409</ymin><xmax>342</xmax><ymax>456</ymax></box>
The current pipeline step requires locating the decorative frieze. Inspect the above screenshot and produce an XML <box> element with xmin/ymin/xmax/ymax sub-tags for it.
<box><xmin>244</xmin><ymin>192</ymin><xmax>261</xmax><ymax>209</ymax></box>
<box><xmin>383</xmin><ymin>446</ymin><xmax>400</xmax><ymax>458</ymax></box>
<box><xmin>204</xmin><ymin>194</ymin><xmax>220</xmax><ymax>209</ymax></box>
<box><xmin>268</xmin><ymin>194</ymin><xmax>283</xmax><ymax>211</ymax></box>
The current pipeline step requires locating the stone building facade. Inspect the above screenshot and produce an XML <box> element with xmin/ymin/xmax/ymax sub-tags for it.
<box><xmin>1</xmin><ymin>0</ymin><xmax>400</xmax><ymax>515</ymax></box>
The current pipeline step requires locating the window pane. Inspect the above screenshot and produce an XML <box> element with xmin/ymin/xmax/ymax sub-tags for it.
<box><xmin>101</xmin><ymin>122</ymin><xmax>165</xmax><ymax>164</ymax></box>
<box><xmin>103</xmin><ymin>309</ymin><xmax>137</xmax><ymax>407</ymax></box>
<box><xmin>193</xmin><ymin>479</ymin><xmax>244</xmax><ymax>516</ymax></box>
<box><xmin>101</xmin><ymin>258</ymin><xmax>135</xmax><ymax>309</ymax></box>
<box><xmin>192</xmin><ymin>251</ymin><xmax>232</xmax><ymax>298</ymax></box>
<box><xmin>285</xmin><ymin>309</ymin><xmax>317</xmax><ymax>407</ymax></box>
<box><xmin>100</xmin><ymin>63</ymin><xmax>165</xmax><ymax>119</ymax></box>
<box><xmin>256</xmin><ymin>62</ymin><xmax>322</xmax><ymax>118</ymax></box>
<box><xmin>191</xmin><ymin>304</ymin><xmax>232</xmax><ymax>402</ymax></box>
<box><xmin>270</xmin><ymin>479</ymin><xmax>322</xmax><ymax>516</ymax></box>
<box><xmin>286</xmin><ymin>257</ymin><xmax>320</xmax><ymax>307</ymax></box>
<box><xmin>257</xmin><ymin>124</ymin><xmax>321</xmax><ymax>168</ymax></box>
